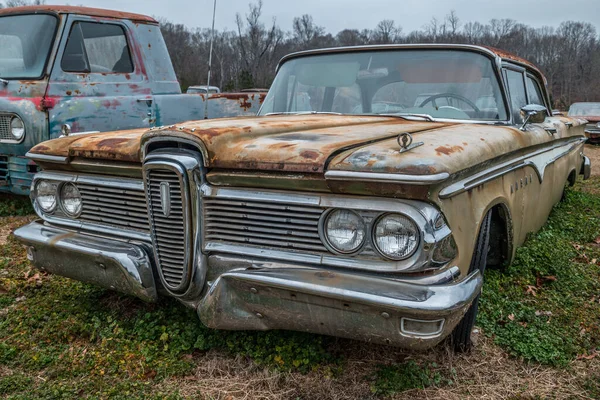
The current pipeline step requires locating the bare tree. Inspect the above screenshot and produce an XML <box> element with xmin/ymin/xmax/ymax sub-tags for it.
<box><xmin>235</xmin><ymin>0</ymin><xmax>283</xmax><ymax>88</ymax></box>
<box><xmin>373</xmin><ymin>19</ymin><xmax>401</xmax><ymax>44</ymax></box>
<box><xmin>0</xmin><ymin>0</ymin><xmax>45</xmax><ymax>7</ymax></box>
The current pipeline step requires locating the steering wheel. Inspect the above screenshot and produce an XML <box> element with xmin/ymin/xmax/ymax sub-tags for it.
<box><xmin>419</xmin><ymin>93</ymin><xmax>481</xmax><ymax>114</ymax></box>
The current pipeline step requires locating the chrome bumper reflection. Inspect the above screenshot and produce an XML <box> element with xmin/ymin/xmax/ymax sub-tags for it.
<box><xmin>14</xmin><ymin>221</ymin><xmax>158</xmax><ymax>302</ymax></box>
<box><xmin>198</xmin><ymin>266</ymin><xmax>482</xmax><ymax>348</ymax></box>
<box><xmin>15</xmin><ymin>221</ymin><xmax>482</xmax><ymax>348</ymax></box>
<box><xmin>582</xmin><ymin>155</ymin><xmax>591</xmax><ymax>180</ymax></box>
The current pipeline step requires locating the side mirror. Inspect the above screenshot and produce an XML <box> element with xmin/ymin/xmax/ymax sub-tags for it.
<box><xmin>520</xmin><ymin>104</ymin><xmax>547</xmax><ymax>131</ymax></box>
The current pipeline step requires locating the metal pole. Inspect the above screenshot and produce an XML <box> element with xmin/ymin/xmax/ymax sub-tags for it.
<box><xmin>204</xmin><ymin>0</ymin><xmax>217</xmax><ymax>119</ymax></box>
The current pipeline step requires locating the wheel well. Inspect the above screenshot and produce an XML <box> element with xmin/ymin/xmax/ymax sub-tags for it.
<box><xmin>487</xmin><ymin>204</ymin><xmax>511</xmax><ymax>269</ymax></box>
<box><xmin>567</xmin><ymin>169</ymin><xmax>577</xmax><ymax>187</ymax></box>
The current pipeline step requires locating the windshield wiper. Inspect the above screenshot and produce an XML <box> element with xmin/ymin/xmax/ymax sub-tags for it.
<box><xmin>0</xmin><ymin>77</ymin><xmax>8</xmax><ymax>86</ymax></box>
<box><xmin>265</xmin><ymin>111</ymin><xmax>342</xmax><ymax>116</ymax></box>
<box><xmin>376</xmin><ymin>113</ymin><xmax>435</xmax><ymax>122</ymax></box>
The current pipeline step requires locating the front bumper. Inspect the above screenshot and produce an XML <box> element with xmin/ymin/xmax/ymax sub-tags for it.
<box><xmin>15</xmin><ymin>221</ymin><xmax>482</xmax><ymax>349</ymax></box>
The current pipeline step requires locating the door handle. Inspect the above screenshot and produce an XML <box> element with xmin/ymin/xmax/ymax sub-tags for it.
<box><xmin>136</xmin><ymin>98</ymin><xmax>153</xmax><ymax>104</ymax></box>
<box><xmin>544</xmin><ymin>127</ymin><xmax>557</xmax><ymax>135</ymax></box>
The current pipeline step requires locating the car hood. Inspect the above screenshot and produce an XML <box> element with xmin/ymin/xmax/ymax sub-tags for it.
<box><xmin>29</xmin><ymin>114</ymin><xmax>450</xmax><ymax>172</ymax></box>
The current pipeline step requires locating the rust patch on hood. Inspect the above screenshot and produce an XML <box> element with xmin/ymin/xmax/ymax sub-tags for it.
<box><xmin>29</xmin><ymin>128</ymin><xmax>147</xmax><ymax>162</ymax></box>
<box><xmin>435</xmin><ymin>145</ymin><xmax>464</xmax><ymax>156</ymax></box>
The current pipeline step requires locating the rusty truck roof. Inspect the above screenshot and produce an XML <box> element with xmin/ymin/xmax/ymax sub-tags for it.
<box><xmin>0</xmin><ymin>5</ymin><xmax>158</xmax><ymax>24</ymax></box>
<box><xmin>278</xmin><ymin>43</ymin><xmax>544</xmax><ymax>78</ymax></box>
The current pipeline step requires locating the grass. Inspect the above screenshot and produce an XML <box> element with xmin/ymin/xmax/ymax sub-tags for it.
<box><xmin>1</xmin><ymin>177</ymin><xmax>599</xmax><ymax>398</ymax></box>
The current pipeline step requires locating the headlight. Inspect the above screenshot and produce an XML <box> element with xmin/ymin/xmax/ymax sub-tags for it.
<box><xmin>34</xmin><ymin>180</ymin><xmax>57</xmax><ymax>213</ymax></box>
<box><xmin>10</xmin><ymin>116</ymin><xmax>25</xmax><ymax>140</ymax></box>
<box><xmin>324</xmin><ymin>209</ymin><xmax>366</xmax><ymax>253</ymax></box>
<box><xmin>373</xmin><ymin>214</ymin><xmax>420</xmax><ymax>260</ymax></box>
<box><xmin>60</xmin><ymin>183</ymin><xmax>82</xmax><ymax>216</ymax></box>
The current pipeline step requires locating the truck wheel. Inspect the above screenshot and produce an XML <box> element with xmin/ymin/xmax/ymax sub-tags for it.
<box><xmin>451</xmin><ymin>209</ymin><xmax>492</xmax><ymax>352</ymax></box>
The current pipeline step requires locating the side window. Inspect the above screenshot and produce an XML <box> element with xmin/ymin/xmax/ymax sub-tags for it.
<box><xmin>505</xmin><ymin>69</ymin><xmax>527</xmax><ymax>123</ymax></box>
<box><xmin>61</xmin><ymin>22</ymin><xmax>133</xmax><ymax>74</ymax></box>
<box><xmin>526</xmin><ymin>76</ymin><xmax>544</xmax><ymax>106</ymax></box>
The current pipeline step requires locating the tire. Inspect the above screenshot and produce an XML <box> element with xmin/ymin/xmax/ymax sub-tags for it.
<box><xmin>451</xmin><ymin>209</ymin><xmax>492</xmax><ymax>352</ymax></box>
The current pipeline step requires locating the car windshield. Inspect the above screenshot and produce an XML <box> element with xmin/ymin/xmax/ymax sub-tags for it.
<box><xmin>0</xmin><ymin>14</ymin><xmax>58</xmax><ymax>80</ymax></box>
<box><xmin>568</xmin><ymin>103</ymin><xmax>600</xmax><ymax>116</ymax></box>
<box><xmin>260</xmin><ymin>49</ymin><xmax>508</xmax><ymax>121</ymax></box>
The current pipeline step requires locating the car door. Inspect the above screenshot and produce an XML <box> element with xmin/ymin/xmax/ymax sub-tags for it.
<box><xmin>46</xmin><ymin>15</ymin><xmax>154</xmax><ymax>139</ymax></box>
<box><xmin>503</xmin><ymin>65</ymin><xmax>567</xmax><ymax>239</ymax></box>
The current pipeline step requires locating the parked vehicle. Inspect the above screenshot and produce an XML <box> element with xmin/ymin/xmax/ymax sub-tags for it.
<box><xmin>0</xmin><ymin>6</ymin><xmax>263</xmax><ymax>195</ymax></box>
<box><xmin>568</xmin><ymin>102</ymin><xmax>600</xmax><ymax>144</ymax></box>
<box><xmin>15</xmin><ymin>44</ymin><xmax>591</xmax><ymax>351</ymax></box>
<box><xmin>186</xmin><ymin>85</ymin><xmax>221</xmax><ymax>94</ymax></box>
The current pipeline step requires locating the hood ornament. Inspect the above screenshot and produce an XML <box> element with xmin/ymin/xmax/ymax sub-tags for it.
<box><xmin>397</xmin><ymin>133</ymin><xmax>424</xmax><ymax>153</ymax></box>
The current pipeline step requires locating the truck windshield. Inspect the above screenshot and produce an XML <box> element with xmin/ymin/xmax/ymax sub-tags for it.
<box><xmin>568</xmin><ymin>103</ymin><xmax>600</xmax><ymax>117</ymax></box>
<box><xmin>260</xmin><ymin>49</ymin><xmax>508</xmax><ymax>121</ymax></box>
<box><xmin>0</xmin><ymin>14</ymin><xmax>58</xmax><ymax>80</ymax></box>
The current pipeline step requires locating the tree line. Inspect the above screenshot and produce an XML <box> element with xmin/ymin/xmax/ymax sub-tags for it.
<box><xmin>2</xmin><ymin>0</ymin><xmax>599</xmax><ymax>108</ymax></box>
<box><xmin>161</xmin><ymin>1</ymin><xmax>600</xmax><ymax>109</ymax></box>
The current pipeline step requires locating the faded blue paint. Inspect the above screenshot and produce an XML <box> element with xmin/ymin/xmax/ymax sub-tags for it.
<box><xmin>0</xmin><ymin>9</ymin><xmax>263</xmax><ymax>195</ymax></box>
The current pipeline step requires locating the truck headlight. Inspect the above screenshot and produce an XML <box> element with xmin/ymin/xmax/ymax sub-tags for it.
<box><xmin>373</xmin><ymin>214</ymin><xmax>420</xmax><ymax>260</ymax></box>
<box><xmin>60</xmin><ymin>183</ymin><xmax>82</xmax><ymax>217</ymax></box>
<box><xmin>10</xmin><ymin>116</ymin><xmax>25</xmax><ymax>140</ymax></box>
<box><xmin>323</xmin><ymin>209</ymin><xmax>366</xmax><ymax>253</ymax></box>
<box><xmin>34</xmin><ymin>180</ymin><xmax>58</xmax><ymax>213</ymax></box>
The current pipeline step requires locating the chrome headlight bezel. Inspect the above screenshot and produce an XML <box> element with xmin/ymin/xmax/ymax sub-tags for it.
<box><xmin>320</xmin><ymin>208</ymin><xmax>367</xmax><ymax>255</ymax></box>
<box><xmin>33</xmin><ymin>179</ymin><xmax>58</xmax><ymax>213</ymax></box>
<box><xmin>59</xmin><ymin>182</ymin><xmax>83</xmax><ymax>217</ymax></box>
<box><xmin>10</xmin><ymin>116</ymin><xmax>25</xmax><ymax>141</ymax></box>
<box><xmin>372</xmin><ymin>213</ymin><xmax>421</xmax><ymax>261</ymax></box>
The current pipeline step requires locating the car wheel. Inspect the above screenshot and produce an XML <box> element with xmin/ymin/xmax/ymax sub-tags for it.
<box><xmin>450</xmin><ymin>209</ymin><xmax>492</xmax><ymax>352</ymax></box>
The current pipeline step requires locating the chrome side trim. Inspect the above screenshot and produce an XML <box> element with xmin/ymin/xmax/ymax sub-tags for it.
<box><xmin>26</xmin><ymin>152</ymin><xmax>69</xmax><ymax>165</ymax></box>
<box><xmin>439</xmin><ymin>137</ymin><xmax>586</xmax><ymax>199</ymax></box>
<box><xmin>324</xmin><ymin>170</ymin><xmax>450</xmax><ymax>185</ymax></box>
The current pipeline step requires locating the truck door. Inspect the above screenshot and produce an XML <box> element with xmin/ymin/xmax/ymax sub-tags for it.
<box><xmin>46</xmin><ymin>15</ymin><xmax>154</xmax><ymax>138</ymax></box>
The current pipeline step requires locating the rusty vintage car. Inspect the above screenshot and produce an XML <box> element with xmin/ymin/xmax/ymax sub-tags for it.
<box><xmin>568</xmin><ymin>102</ymin><xmax>600</xmax><ymax>144</ymax></box>
<box><xmin>15</xmin><ymin>44</ymin><xmax>592</xmax><ymax>351</ymax></box>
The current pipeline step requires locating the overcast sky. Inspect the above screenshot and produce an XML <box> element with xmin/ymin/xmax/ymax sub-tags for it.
<box><xmin>56</xmin><ymin>0</ymin><xmax>600</xmax><ymax>34</ymax></box>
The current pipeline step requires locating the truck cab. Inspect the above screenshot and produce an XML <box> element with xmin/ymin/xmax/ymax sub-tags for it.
<box><xmin>0</xmin><ymin>6</ymin><xmax>264</xmax><ymax>195</ymax></box>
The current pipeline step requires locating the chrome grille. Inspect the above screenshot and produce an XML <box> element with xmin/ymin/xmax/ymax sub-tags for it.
<box><xmin>204</xmin><ymin>198</ymin><xmax>327</xmax><ymax>252</ymax></box>
<box><xmin>78</xmin><ymin>184</ymin><xmax>149</xmax><ymax>232</ymax></box>
<box><xmin>0</xmin><ymin>115</ymin><xmax>12</xmax><ymax>141</ymax></box>
<box><xmin>146</xmin><ymin>168</ymin><xmax>190</xmax><ymax>291</ymax></box>
<box><xmin>0</xmin><ymin>156</ymin><xmax>7</xmax><ymax>183</ymax></box>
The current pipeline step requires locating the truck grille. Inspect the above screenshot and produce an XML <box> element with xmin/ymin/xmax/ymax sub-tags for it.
<box><xmin>146</xmin><ymin>167</ymin><xmax>191</xmax><ymax>292</ymax></box>
<box><xmin>204</xmin><ymin>198</ymin><xmax>327</xmax><ymax>252</ymax></box>
<box><xmin>77</xmin><ymin>184</ymin><xmax>149</xmax><ymax>232</ymax></box>
<box><xmin>0</xmin><ymin>115</ymin><xmax>12</xmax><ymax>141</ymax></box>
<box><xmin>0</xmin><ymin>156</ymin><xmax>7</xmax><ymax>184</ymax></box>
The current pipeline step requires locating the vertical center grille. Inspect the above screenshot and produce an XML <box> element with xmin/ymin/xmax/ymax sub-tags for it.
<box><xmin>145</xmin><ymin>164</ymin><xmax>192</xmax><ymax>293</ymax></box>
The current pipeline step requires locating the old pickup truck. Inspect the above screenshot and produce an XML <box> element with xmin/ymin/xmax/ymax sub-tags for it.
<box><xmin>15</xmin><ymin>44</ymin><xmax>591</xmax><ymax>351</ymax></box>
<box><xmin>0</xmin><ymin>5</ymin><xmax>264</xmax><ymax>195</ymax></box>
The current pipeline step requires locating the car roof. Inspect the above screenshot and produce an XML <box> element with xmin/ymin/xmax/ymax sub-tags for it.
<box><xmin>0</xmin><ymin>5</ymin><xmax>157</xmax><ymax>24</ymax></box>
<box><xmin>278</xmin><ymin>43</ymin><xmax>544</xmax><ymax>80</ymax></box>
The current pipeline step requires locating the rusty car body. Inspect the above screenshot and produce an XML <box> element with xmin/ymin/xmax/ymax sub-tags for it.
<box><xmin>568</xmin><ymin>102</ymin><xmax>600</xmax><ymax>144</ymax></box>
<box><xmin>15</xmin><ymin>44</ymin><xmax>591</xmax><ymax>350</ymax></box>
<box><xmin>0</xmin><ymin>6</ymin><xmax>264</xmax><ymax>195</ymax></box>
